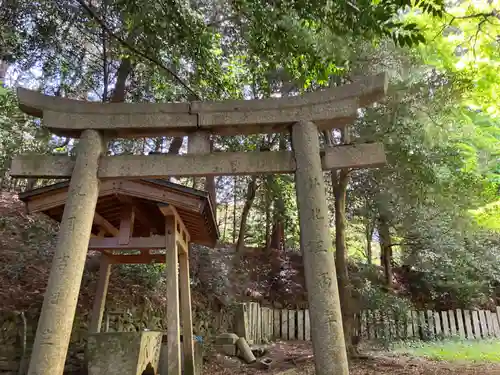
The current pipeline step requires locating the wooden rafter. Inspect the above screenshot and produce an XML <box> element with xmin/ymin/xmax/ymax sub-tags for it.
<box><xmin>107</xmin><ymin>253</ymin><xmax>166</xmax><ymax>264</ymax></box>
<box><xmin>116</xmin><ymin>194</ymin><xmax>160</xmax><ymax>235</ymax></box>
<box><xmin>159</xmin><ymin>204</ymin><xmax>190</xmax><ymax>254</ymax></box>
<box><xmin>118</xmin><ymin>205</ymin><xmax>135</xmax><ymax>245</ymax></box>
<box><xmin>93</xmin><ymin>212</ymin><xmax>119</xmax><ymax>236</ymax></box>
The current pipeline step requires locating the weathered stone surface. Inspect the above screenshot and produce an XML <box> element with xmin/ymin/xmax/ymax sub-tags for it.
<box><xmin>235</xmin><ymin>337</ymin><xmax>256</xmax><ymax>364</ymax></box>
<box><xmin>258</xmin><ymin>357</ymin><xmax>273</xmax><ymax>370</ymax></box>
<box><xmin>27</xmin><ymin>129</ymin><xmax>104</xmax><ymax>375</ymax></box>
<box><xmin>250</xmin><ymin>344</ymin><xmax>269</xmax><ymax>357</ymax></box>
<box><xmin>214</xmin><ymin>344</ymin><xmax>237</xmax><ymax>356</ymax></box>
<box><xmin>10</xmin><ymin>143</ymin><xmax>386</xmax><ymax>179</ymax></box>
<box><xmin>215</xmin><ymin>333</ymin><xmax>239</xmax><ymax>345</ymax></box>
<box><xmin>87</xmin><ymin>331</ymin><xmax>162</xmax><ymax>375</ymax></box>
<box><xmin>16</xmin><ymin>73</ymin><xmax>387</xmax><ymax>138</ymax></box>
<box><xmin>292</xmin><ymin>121</ymin><xmax>349</xmax><ymax>375</ymax></box>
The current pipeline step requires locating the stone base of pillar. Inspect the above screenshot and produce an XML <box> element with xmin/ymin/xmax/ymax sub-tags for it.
<box><xmin>87</xmin><ymin>332</ymin><xmax>162</xmax><ymax>375</ymax></box>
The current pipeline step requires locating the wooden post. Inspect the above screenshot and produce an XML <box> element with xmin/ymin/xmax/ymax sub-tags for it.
<box><xmin>291</xmin><ymin>120</ymin><xmax>348</xmax><ymax>375</ymax></box>
<box><xmin>118</xmin><ymin>205</ymin><xmax>135</xmax><ymax>245</ymax></box>
<box><xmin>179</xmin><ymin>245</ymin><xmax>195</xmax><ymax>375</ymax></box>
<box><xmin>89</xmin><ymin>255</ymin><xmax>111</xmax><ymax>333</ymax></box>
<box><xmin>166</xmin><ymin>216</ymin><xmax>181</xmax><ymax>375</ymax></box>
<box><xmin>27</xmin><ymin>129</ymin><xmax>104</xmax><ymax>375</ymax></box>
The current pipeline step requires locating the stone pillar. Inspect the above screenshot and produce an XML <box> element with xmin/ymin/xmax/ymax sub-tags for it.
<box><xmin>89</xmin><ymin>255</ymin><xmax>111</xmax><ymax>333</ymax></box>
<box><xmin>27</xmin><ymin>129</ymin><xmax>104</xmax><ymax>375</ymax></box>
<box><xmin>188</xmin><ymin>131</ymin><xmax>216</xmax><ymax>219</ymax></box>
<box><xmin>291</xmin><ymin>121</ymin><xmax>349</xmax><ymax>375</ymax></box>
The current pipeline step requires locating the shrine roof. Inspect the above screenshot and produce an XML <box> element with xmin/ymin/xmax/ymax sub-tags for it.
<box><xmin>18</xmin><ymin>179</ymin><xmax>219</xmax><ymax>248</ymax></box>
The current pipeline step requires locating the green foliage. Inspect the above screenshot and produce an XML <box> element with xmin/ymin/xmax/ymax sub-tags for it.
<box><xmin>471</xmin><ymin>200</ymin><xmax>500</xmax><ymax>232</ymax></box>
<box><xmin>394</xmin><ymin>339</ymin><xmax>500</xmax><ymax>362</ymax></box>
<box><xmin>0</xmin><ymin>86</ymin><xmax>51</xmax><ymax>186</ymax></box>
<box><xmin>117</xmin><ymin>264</ymin><xmax>165</xmax><ymax>289</ymax></box>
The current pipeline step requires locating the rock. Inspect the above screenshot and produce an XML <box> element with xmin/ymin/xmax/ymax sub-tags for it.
<box><xmin>215</xmin><ymin>333</ymin><xmax>239</xmax><ymax>345</ymax></box>
<box><xmin>236</xmin><ymin>337</ymin><xmax>256</xmax><ymax>364</ymax></box>
<box><xmin>250</xmin><ymin>344</ymin><xmax>270</xmax><ymax>357</ymax></box>
<box><xmin>214</xmin><ymin>353</ymin><xmax>243</xmax><ymax>368</ymax></box>
<box><xmin>214</xmin><ymin>344</ymin><xmax>237</xmax><ymax>356</ymax></box>
<box><xmin>258</xmin><ymin>357</ymin><xmax>273</xmax><ymax>370</ymax></box>
<box><xmin>0</xmin><ymin>360</ymin><xmax>18</xmax><ymax>371</ymax></box>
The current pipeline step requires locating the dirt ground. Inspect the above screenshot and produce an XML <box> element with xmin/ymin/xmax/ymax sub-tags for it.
<box><xmin>204</xmin><ymin>341</ymin><xmax>500</xmax><ymax>375</ymax></box>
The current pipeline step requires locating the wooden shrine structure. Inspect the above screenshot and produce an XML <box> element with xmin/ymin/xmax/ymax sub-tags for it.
<box><xmin>11</xmin><ymin>73</ymin><xmax>389</xmax><ymax>375</ymax></box>
<box><xmin>18</xmin><ymin>179</ymin><xmax>218</xmax><ymax>374</ymax></box>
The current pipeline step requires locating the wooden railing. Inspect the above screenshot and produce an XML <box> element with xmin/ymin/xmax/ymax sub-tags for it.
<box><xmin>238</xmin><ymin>302</ymin><xmax>500</xmax><ymax>344</ymax></box>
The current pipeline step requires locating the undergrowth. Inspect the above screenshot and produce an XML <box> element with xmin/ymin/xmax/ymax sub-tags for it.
<box><xmin>393</xmin><ymin>339</ymin><xmax>500</xmax><ymax>363</ymax></box>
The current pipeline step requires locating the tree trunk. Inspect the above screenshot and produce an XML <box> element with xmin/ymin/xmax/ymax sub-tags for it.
<box><xmin>378</xmin><ymin>215</ymin><xmax>392</xmax><ymax>288</ymax></box>
<box><xmin>222</xmin><ymin>202</ymin><xmax>228</xmax><ymax>241</ymax></box>
<box><xmin>110</xmin><ymin>58</ymin><xmax>131</xmax><ymax>103</ymax></box>
<box><xmin>232</xmin><ymin>177</ymin><xmax>237</xmax><ymax>243</ymax></box>
<box><xmin>332</xmin><ymin>168</ymin><xmax>354</xmax><ymax>355</ymax></box>
<box><xmin>269</xmin><ymin>134</ymin><xmax>287</xmax><ymax>250</ymax></box>
<box><xmin>365</xmin><ymin>218</ymin><xmax>374</xmax><ymax>265</ymax></box>
<box><xmin>205</xmin><ymin>138</ymin><xmax>217</xmax><ymax>220</ymax></box>
<box><xmin>168</xmin><ymin>136</ymin><xmax>184</xmax><ymax>154</ymax></box>
<box><xmin>236</xmin><ymin>176</ymin><xmax>258</xmax><ymax>254</ymax></box>
<box><xmin>325</xmin><ymin>129</ymin><xmax>355</xmax><ymax>354</ymax></box>
<box><xmin>265</xmin><ymin>177</ymin><xmax>272</xmax><ymax>248</ymax></box>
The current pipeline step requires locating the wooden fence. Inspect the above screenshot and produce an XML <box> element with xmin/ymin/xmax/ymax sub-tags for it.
<box><xmin>239</xmin><ymin>302</ymin><xmax>500</xmax><ymax>344</ymax></box>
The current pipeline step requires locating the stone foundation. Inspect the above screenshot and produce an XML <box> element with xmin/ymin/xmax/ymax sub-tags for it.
<box><xmin>87</xmin><ymin>332</ymin><xmax>163</xmax><ymax>375</ymax></box>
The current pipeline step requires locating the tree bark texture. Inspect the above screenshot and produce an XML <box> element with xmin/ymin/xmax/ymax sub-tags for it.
<box><xmin>27</xmin><ymin>129</ymin><xmax>104</xmax><ymax>375</ymax></box>
<box><xmin>378</xmin><ymin>215</ymin><xmax>393</xmax><ymax>288</ymax></box>
<box><xmin>292</xmin><ymin>121</ymin><xmax>349</xmax><ymax>375</ymax></box>
<box><xmin>332</xmin><ymin>168</ymin><xmax>354</xmax><ymax>355</ymax></box>
<box><xmin>236</xmin><ymin>176</ymin><xmax>258</xmax><ymax>254</ymax></box>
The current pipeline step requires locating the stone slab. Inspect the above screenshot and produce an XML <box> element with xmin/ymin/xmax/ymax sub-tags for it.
<box><xmin>215</xmin><ymin>344</ymin><xmax>237</xmax><ymax>356</ymax></box>
<box><xmin>87</xmin><ymin>331</ymin><xmax>162</xmax><ymax>375</ymax></box>
<box><xmin>215</xmin><ymin>333</ymin><xmax>239</xmax><ymax>345</ymax></box>
<box><xmin>10</xmin><ymin>143</ymin><xmax>386</xmax><ymax>179</ymax></box>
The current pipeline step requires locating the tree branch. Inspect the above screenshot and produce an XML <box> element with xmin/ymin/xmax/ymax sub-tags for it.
<box><xmin>76</xmin><ymin>0</ymin><xmax>201</xmax><ymax>100</ymax></box>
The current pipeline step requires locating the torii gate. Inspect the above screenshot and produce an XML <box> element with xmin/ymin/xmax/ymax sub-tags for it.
<box><xmin>11</xmin><ymin>73</ymin><xmax>388</xmax><ymax>375</ymax></box>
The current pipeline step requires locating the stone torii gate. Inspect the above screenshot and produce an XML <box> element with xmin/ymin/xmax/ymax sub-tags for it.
<box><xmin>11</xmin><ymin>73</ymin><xmax>388</xmax><ymax>375</ymax></box>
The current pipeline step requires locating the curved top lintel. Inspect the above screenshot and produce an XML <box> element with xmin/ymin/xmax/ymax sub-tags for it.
<box><xmin>15</xmin><ymin>72</ymin><xmax>388</xmax><ymax>137</ymax></box>
<box><xmin>16</xmin><ymin>87</ymin><xmax>191</xmax><ymax>118</ymax></box>
<box><xmin>190</xmin><ymin>72</ymin><xmax>388</xmax><ymax>113</ymax></box>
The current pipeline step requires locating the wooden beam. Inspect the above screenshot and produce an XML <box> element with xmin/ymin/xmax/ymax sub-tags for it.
<box><xmin>11</xmin><ymin>143</ymin><xmax>386</xmax><ymax>180</ymax></box>
<box><xmin>93</xmin><ymin>212</ymin><xmax>119</xmax><ymax>237</ymax></box>
<box><xmin>108</xmin><ymin>253</ymin><xmax>166</xmax><ymax>264</ymax></box>
<box><xmin>89</xmin><ymin>255</ymin><xmax>111</xmax><ymax>332</ymax></box>
<box><xmin>21</xmin><ymin>180</ymin><xmax>117</xmax><ymax>214</ymax></box>
<box><xmin>165</xmin><ymin>216</ymin><xmax>182</xmax><ymax>375</ymax></box>
<box><xmin>158</xmin><ymin>205</ymin><xmax>190</xmax><ymax>254</ymax></box>
<box><xmin>116</xmin><ymin>181</ymin><xmax>203</xmax><ymax>213</ymax></box>
<box><xmin>118</xmin><ymin>205</ymin><xmax>135</xmax><ymax>245</ymax></box>
<box><xmin>179</xmin><ymin>251</ymin><xmax>195</xmax><ymax>375</ymax></box>
<box><xmin>88</xmin><ymin>236</ymin><xmax>166</xmax><ymax>250</ymax></box>
<box><xmin>116</xmin><ymin>195</ymin><xmax>160</xmax><ymax>235</ymax></box>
